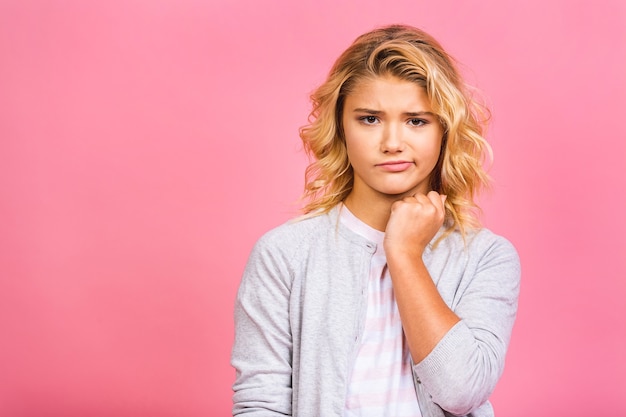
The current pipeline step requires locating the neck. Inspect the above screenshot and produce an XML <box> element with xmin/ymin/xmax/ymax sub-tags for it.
<box><xmin>343</xmin><ymin>193</ymin><xmax>395</xmax><ymax>232</ymax></box>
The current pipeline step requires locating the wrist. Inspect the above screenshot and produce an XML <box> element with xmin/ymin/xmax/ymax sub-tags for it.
<box><xmin>386</xmin><ymin>247</ymin><xmax>426</xmax><ymax>267</ymax></box>
<box><xmin>384</xmin><ymin>238</ymin><xmax>426</xmax><ymax>258</ymax></box>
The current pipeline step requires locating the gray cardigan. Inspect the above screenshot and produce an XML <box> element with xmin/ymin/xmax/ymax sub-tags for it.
<box><xmin>232</xmin><ymin>207</ymin><xmax>520</xmax><ymax>417</ymax></box>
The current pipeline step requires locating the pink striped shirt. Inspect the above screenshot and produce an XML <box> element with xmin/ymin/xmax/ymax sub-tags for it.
<box><xmin>340</xmin><ymin>205</ymin><xmax>421</xmax><ymax>417</ymax></box>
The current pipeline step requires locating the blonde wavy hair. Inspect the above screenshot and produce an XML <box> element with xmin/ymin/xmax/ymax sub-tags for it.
<box><xmin>300</xmin><ymin>24</ymin><xmax>492</xmax><ymax>238</ymax></box>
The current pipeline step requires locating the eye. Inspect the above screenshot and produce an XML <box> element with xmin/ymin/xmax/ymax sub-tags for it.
<box><xmin>408</xmin><ymin>118</ymin><xmax>427</xmax><ymax>127</ymax></box>
<box><xmin>359</xmin><ymin>116</ymin><xmax>379</xmax><ymax>125</ymax></box>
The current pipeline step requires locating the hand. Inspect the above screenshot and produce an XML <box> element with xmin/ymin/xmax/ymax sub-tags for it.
<box><xmin>384</xmin><ymin>191</ymin><xmax>447</xmax><ymax>259</ymax></box>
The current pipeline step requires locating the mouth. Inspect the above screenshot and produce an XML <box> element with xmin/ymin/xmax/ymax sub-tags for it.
<box><xmin>376</xmin><ymin>161</ymin><xmax>414</xmax><ymax>172</ymax></box>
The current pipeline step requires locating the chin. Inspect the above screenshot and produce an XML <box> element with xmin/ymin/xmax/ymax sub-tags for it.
<box><xmin>379</xmin><ymin>188</ymin><xmax>418</xmax><ymax>197</ymax></box>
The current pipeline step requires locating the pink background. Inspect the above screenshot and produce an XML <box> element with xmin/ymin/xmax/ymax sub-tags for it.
<box><xmin>1</xmin><ymin>0</ymin><xmax>625</xmax><ymax>416</ymax></box>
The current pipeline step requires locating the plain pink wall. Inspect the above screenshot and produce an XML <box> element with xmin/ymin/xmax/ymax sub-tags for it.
<box><xmin>1</xmin><ymin>0</ymin><xmax>625</xmax><ymax>416</ymax></box>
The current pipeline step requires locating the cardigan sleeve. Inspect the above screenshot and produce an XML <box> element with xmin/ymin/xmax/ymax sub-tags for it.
<box><xmin>231</xmin><ymin>232</ymin><xmax>294</xmax><ymax>416</ymax></box>
<box><xmin>413</xmin><ymin>233</ymin><xmax>521</xmax><ymax>416</ymax></box>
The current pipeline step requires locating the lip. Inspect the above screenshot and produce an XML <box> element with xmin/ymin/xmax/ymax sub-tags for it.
<box><xmin>376</xmin><ymin>160</ymin><xmax>414</xmax><ymax>172</ymax></box>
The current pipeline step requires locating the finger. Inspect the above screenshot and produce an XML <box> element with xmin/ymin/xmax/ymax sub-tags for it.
<box><xmin>400</xmin><ymin>195</ymin><xmax>422</xmax><ymax>205</ymax></box>
<box><xmin>390</xmin><ymin>198</ymin><xmax>408</xmax><ymax>212</ymax></box>
<box><xmin>426</xmin><ymin>190</ymin><xmax>442</xmax><ymax>208</ymax></box>
<box><xmin>426</xmin><ymin>191</ymin><xmax>447</xmax><ymax>218</ymax></box>
<box><xmin>411</xmin><ymin>192</ymin><xmax>431</xmax><ymax>204</ymax></box>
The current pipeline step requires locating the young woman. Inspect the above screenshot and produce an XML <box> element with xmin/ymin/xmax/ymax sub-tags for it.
<box><xmin>231</xmin><ymin>25</ymin><xmax>520</xmax><ymax>417</ymax></box>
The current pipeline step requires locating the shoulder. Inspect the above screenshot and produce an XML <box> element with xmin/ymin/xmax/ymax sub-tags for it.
<box><xmin>238</xmin><ymin>213</ymin><xmax>334</xmax><ymax>292</ymax></box>
<box><xmin>470</xmin><ymin>228</ymin><xmax>520</xmax><ymax>268</ymax></box>
<box><xmin>465</xmin><ymin>228</ymin><xmax>521</xmax><ymax>285</ymax></box>
<box><xmin>433</xmin><ymin>227</ymin><xmax>521</xmax><ymax>279</ymax></box>
<box><xmin>437</xmin><ymin>227</ymin><xmax>518</xmax><ymax>259</ymax></box>
<box><xmin>249</xmin><ymin>211</ymin><xmax>336</xmax><ymax>263</ymax></box>
<box><xmin>470</xmin><ymin>228</ymin><xmax>518</xmax><ymax>259</ymax></box>
<box><xmin>258</xmin><ymin>212</ymin><xmax>332</xmax><ymax>247</ymax></box>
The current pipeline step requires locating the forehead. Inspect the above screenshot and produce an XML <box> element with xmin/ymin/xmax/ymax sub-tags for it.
<box><xmin>344</xmin><ymin>75</ymin><xmax>431</xmax><ymax>110</ymax></box>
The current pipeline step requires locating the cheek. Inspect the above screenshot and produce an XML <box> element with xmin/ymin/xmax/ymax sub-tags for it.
<box><xmin>430</xmin><ymin>133</ymin><xmax>444</xmax><ymax>157</ymax></box>
<box><xmin>433</xmin><ymin>141</ymin><xmax>444</xmax><ymax>160</ymax></box>
<box><xmin>420</xmin><ymin>140</ymin><xmax>443</xmax><ymax>173</ymax></box>
<box><xmin>417</xmin><ymin>137</ymin><xmax>442</xmax><ymax>160</ymax></box>
<box><xmin>343</xmin><ymin>131</ymin><xmax>367</xmax><ymax>163</ymax></box>
<box><xmin>345</xmin><ymin>142</ymin><xmax>362</xmax><ymax>167</ymax></box>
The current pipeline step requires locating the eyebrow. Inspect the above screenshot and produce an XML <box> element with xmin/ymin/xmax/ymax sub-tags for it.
<box><xmin>352</xmin><ymin>108</ymin><xmax>436</xmax><ymax>117</ymax></box>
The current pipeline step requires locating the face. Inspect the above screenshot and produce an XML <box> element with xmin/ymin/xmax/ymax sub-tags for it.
<box><xmin>342</xmin><ymin>75</ymin><xmax>443</xmax><ymax>205</ymax></box>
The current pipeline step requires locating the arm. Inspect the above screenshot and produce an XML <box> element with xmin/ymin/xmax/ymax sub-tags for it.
<box><xmin>384</xmin><ymin>191</ymin><xmax>521</xmax><ymax>415</ymax></box>
<box><xmin>231</xmin><ymin>233</ymin><xmax>293</xmax><ymax>416</ymax></box>
<box><xmin>412</xmin><ymin>235</ymin><xmax>520</xmax><ymax>415</ymax></box>
<box><xmin>384</xmin><ymin>191</ymin><xmax>457</xmax><ymax>363</ymax></box>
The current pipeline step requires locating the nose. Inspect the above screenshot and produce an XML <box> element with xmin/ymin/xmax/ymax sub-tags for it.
<box><xmin>381</xmin><ymin>123</ymin><xmax>404</xmax><ymax>153</ymax></box>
